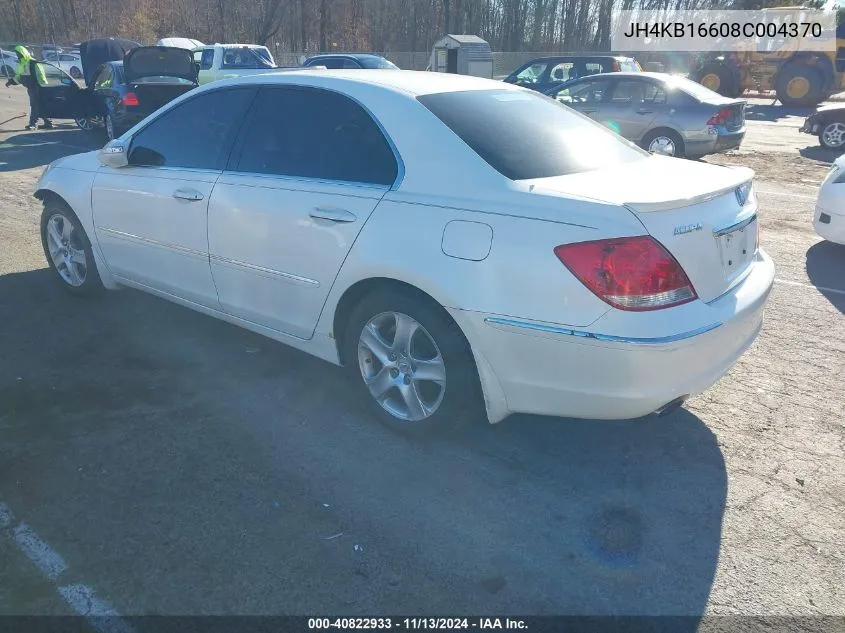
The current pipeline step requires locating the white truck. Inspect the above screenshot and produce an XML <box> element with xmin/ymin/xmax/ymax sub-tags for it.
<box><xmin>191</xmin><ymin>44</ymin><xmax>280</xmax><ymax>85</ymax></box>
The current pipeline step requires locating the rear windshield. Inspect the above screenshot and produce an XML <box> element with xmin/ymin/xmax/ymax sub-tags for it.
<box><xmin>360</xmin><ymin>57</ymin><xmax>399</xmax><ymax>69</ymax></box>
<box><xmin>417</xmin><ymin>89</ymin><xmax>647</xmax><ymax>180</ymax></box>
<box><xmin>663</xmin><ymin>75</ymin><xmax>722</xmax><ymax>101</ymax></box>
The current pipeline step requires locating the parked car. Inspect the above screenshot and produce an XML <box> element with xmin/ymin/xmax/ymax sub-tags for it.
<box><xmin>33</xmin><ymin>70</ymin><xmax>773</xmax><ymax>431</ymax></box>
<box><xmin>157</xmin><ymin>37</ymin><xmax>204</xmax><ymax>50</ymax></box>
<box><xmin>544</xmin><ymin>72</ymin><xmax>746</xmax><ymax>159</ymax></box>
<box><xmin>812</xmin><ymin>155</ymin><xmax>845</xmax><ymax>244</ymax></box>
<box><xmin>302</xmin><ymin>53</ymin><xmax>399</xmax><ymax>70</ymax></box>
<box><xmin>35</xmin><ymin>44</ymin><xmax>198</xmax><ymax>141</ymax></box>
<box><xmin>503</xmin><ymin>55</ymin><xmax>641</xmax><ymax>92</ymax></box>
<box><xmin>192</xmin><ymin>44</ymin><xmax>277</xmax><ymax>84</ymax></box>
<box><xmin>800</xmin><ymin>104</ymin><xmax>845</xmax><ymax>150</ymax></box>
<box><xmin>1</xmin><ymin>48</ymin><xmax>16</xmax><ymax>77</ymax></box>
<box><xmin>41</xmin><ymin>49</ymin><xmax>83</xmax><ymax>79</ymax></box>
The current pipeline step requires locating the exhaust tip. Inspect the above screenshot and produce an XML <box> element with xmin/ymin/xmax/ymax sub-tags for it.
<box><xmin>655</xmin><ymin>396</ymin><xmax>687</xmax><ymax>417</ymax></box>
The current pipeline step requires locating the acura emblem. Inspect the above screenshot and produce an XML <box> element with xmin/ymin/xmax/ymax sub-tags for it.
<box><xmin>673</xmin><ymin>222</ymin><xmax>703</xmax><ymax>236</ymax></box>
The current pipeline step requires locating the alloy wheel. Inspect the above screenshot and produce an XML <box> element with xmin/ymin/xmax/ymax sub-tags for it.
<box><xmin>648</xmin><ymin>136</ymin><xmax>676</xmax><ymax>156</ymax></box>
<box><xmin>822</xmin><ymin>122</ymin><xmax>845</xmax><ymax>149</ymax></box>
<box><xmin>45</xmin><ymin>213</ymin><xmax>87</xmax><ymax>287</ymax></box>
<box><xmin>357</xmin><ymin>311</ymin><xmax>446</xmax><ymax>422</ymax></box>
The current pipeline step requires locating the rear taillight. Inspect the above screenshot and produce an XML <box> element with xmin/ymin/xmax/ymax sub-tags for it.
<box><xmin>122</xmin><ymin>92</ymin><xmax>139</xmax><ymax>107</ymax></box>
<box><xmin>554</xmin><ymin>236</ymin><xmax>697</xmax><ymax>311</ymax></box>
<box><xmin>707</xmin><ymin>108</ymin><xmax>732</xmax><ymax>126</ymax></box>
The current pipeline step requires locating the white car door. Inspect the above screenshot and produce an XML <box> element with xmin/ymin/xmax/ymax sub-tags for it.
<box><xmin>92</xmin><ymin>87</ymin><xmax>256</xmax><ymax>308</ymax></box>
<box><xmin>208</xmin><ymin>85</ymin><xmax>401</xmax><ymax>339</ymax></box>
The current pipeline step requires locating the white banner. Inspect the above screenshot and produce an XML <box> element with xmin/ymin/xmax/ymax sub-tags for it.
<box><xmin>610</xmin><ymin>9</ymin><xmax>836</xmax><ymax>52</ymax></box>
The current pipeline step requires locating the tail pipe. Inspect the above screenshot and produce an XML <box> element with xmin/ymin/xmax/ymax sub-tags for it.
<box><xmin>654</xmin><ymin>396</ymin><xmax>687</xmax><ymax>417</ymax></box>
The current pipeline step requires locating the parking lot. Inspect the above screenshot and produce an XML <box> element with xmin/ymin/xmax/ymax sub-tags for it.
<box><xmin>0</xmin><ymin>82</ymin><xmax>843</xmax><ymax>623</ymax></box>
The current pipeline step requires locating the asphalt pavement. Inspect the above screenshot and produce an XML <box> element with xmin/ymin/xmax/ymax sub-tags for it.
<box><xmin>0</xmin><ymin>86</ymin><xmax>843</xmax><ymax>622</ymax></box>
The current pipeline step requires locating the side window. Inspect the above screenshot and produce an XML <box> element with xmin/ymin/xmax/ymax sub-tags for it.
<box><xmin>35</xmin><ymin>62</ymin><xmax>72</xmax><ymax>87</ymax></box>
<box><xmin>610</xmin><ymin>80</ymin><xmax>658</xmax><ymax>105</ymax></box>
<box><xmin>315</xmin><ymin>58</ymin><xmax>343</xmax><ymax>69</ymax></box>
<box><xmin>129</xmin><ymin>88</ymin><xmax>255</xmax><ymax>170</ymax></box>
<box><xmin>235</xmin><ymin>87</ymin><xmax>398</xmax><ymax>186</ymax></box>
<box><xmin>93</xmin><ymin>66</ymin><xmax>112</xmax><ymax>89</ymax></box>
<box><xmin>583</xmin><ymin>62</ymin><xmax>603</xmax><ymax>77</ymax></box>
<box><xmin>342</xmin><ymin>58</ymin><xmax>362</xmax><ymax>69</ymax></box>
<box><xmin>515</xmin><ymin>62</ymin><xmax>547</xmax><ymax>84</ymax></box>
<box><xmin>553</xmin><ymin>79</ymin><xmax>608</xmax><ymax>104</ymax></box>
<box><xmin>200</xmin><ymin>50</ymin><xmax>214</xmax><ymax>70</ymax></box>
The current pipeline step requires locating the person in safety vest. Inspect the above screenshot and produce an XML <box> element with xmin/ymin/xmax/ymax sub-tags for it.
<box><xmin>5</xmin><ymin>45</ymin><xmax>52</xmax><ymax>130</ymax></box>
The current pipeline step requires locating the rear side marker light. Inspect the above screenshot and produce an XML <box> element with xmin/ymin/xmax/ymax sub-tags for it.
<box><xmin>554</xmin><ymin>236</ymin><xmax>697</xmax><ymax>311</ymax></box>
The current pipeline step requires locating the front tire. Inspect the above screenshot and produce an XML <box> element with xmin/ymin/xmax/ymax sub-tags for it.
<box><xmin>819</xmin><ymin>120</ymin><xmax>845</xmax><ymax>150</ymax></box>
<box><xmin>40</xmin><ymin>200</ymin><xmax>103</xmax><ymax>295</ymax></box>
<box><xmin>344</xmin><ymin>290</ymin><xmax>481</xmax><ymax>434</ymax></box>
<box><xmin>776</xmin><ymin>65</ymin><xmax>823</xmax><ymax>108</ymax></box>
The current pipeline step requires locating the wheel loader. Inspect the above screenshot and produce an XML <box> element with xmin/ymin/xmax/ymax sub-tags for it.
<box><xmin>691</xmin><ymin>7</ymin><xmax>845</xmax><ymax>107</ymax></box>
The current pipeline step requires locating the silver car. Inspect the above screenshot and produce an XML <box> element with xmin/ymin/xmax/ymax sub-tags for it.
<box><xmin>544</xmin><ymin>72</ymin><xmax>746</xmax><ymax>158</ymax></box>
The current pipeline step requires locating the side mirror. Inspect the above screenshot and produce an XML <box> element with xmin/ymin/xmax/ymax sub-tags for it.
<box><xmin>98</xmin><ymin>139</ymin><xmax>129</xmax><ymax>168</ymax></box>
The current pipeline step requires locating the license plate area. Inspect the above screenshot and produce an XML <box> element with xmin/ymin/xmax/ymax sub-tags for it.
<box><xmin>717</xmin><ymin>220</ymin><xmax>755</xmax><ymax>277</ymax></box>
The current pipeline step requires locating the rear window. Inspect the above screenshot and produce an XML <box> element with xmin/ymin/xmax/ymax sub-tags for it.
<box><xmin>417</xmin><ymin>89</ymin><xmax>647</xmax><ymax>180</ymax></box>
<box><xmin>663</xmin><ymin>75</ymin><xmax>722</xmax><ymax>101</ymax></box>
<box><xmin>619</xmin><ymin>60</ymin><xmax>641</xmax><ymax>72</ymax></box>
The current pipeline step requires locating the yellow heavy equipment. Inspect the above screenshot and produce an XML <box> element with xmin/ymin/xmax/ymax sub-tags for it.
<box><xmin>692</xmin><ymin>7</ymin><xmax>845</xmax><ymax>107</ymax></box>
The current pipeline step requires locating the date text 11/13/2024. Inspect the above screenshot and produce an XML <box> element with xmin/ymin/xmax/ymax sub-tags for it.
<box><xmin>308</xmin><ymin>618</ymin><xmax>528</xmax><ymax>630</ymax></box>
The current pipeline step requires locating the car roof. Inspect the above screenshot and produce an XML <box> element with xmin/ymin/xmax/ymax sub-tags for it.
<box><xmin>214</xmin><ymin>69</ymin><xmax>516</xmax><ymax>97</ymax></box>
<box><xmin>526</xmin><ymin>55</ymin><xmax>636</xmax><ymax>63</ymax></box>
<box><xmin>307</xmin><ymin>53</ymin><xmax>387</xmax><ymax>61</ymax></box>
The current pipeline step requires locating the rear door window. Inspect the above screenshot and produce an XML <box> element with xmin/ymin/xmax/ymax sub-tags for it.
<box><xmin>93</xmin><ymin>66</ymin><xmax>113</xmax><ymax>89</ymax></box>
<box><xmin>129</xmin><ymin>88</ymin><xmax>255</xmax><ymax>170</ymax></box>
<box><xmin>418</xmin><ymin>89</ymin><xmax>646</xmax><ymax>180</ymax></box>
<box><xmin>233</xmin><ymin>86</ymin><xmax>398</xmax><ymax>185</ymax></box>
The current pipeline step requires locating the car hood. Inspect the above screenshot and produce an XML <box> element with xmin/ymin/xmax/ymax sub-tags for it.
<box><xmin>519</xmin><ymin>154</ymin><xmax>752</xmax><ymax>211</ymax></box>
<box><xmin>812</xmin><ymin>103</ymin><xmax>845</xmax><ymax>116</ymax></box>
<box><xmin>124</xmin><ymin>46</ymin><xmax>198</xmax><ymax>84</ymax></box>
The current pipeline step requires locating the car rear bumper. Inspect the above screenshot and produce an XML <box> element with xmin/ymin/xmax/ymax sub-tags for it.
<box><xmin>685</xmin><ymin>129</ymin><xmax>745</xmax><ymax>157</ymax></box>
<box><xmin>814</xmin><ymin>205</ymin><xmax>845</xmax><ymax>244</ymax></box>
<box><xmin>451</xmin><ymin>250</ymin><xmax>775</xmax><ymax>423</ymax></box>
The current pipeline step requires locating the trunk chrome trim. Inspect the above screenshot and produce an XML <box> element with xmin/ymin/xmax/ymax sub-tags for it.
<box><xmin>484</xmin><ymin>317</ymin><xmax>722</xmax><ymax>345</ymax></box>
<box><xmin>713</xmin><ymin>212</ymin><xmax>757</xmax><ymax>237</ymax></box>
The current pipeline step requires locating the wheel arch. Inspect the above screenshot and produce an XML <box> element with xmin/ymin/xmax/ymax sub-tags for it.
<box><xmin>34</xmin><ymin>186</ymin><xmax>120</xmax><ymax>290</ymax></box>
<box><xmin>329</xmin><ymin>274</ymin><xmax>509</xmax><ymax>424</ymax></box>
<box><xmin>642</xmin><ymin>126</ymin><xmax>686</xmax><ymax>155</ymax></box>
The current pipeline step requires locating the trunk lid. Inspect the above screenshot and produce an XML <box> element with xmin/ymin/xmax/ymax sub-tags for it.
<box><xmin>124</xmin><ymin>46</ymin><xmax>198</xmax><ymax>84</ymax></box>
<box><xmin>129</xmin><ymin>82</ymin><xmax>195</xmax><ymax>113</ymax></box>
<box><xmin>523</xmin><ymin>156</ymin><xmax>758</xmax><ymax>303</ymax></box>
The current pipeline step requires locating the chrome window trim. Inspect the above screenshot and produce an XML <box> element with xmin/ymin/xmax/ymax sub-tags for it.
<box><xmin>484</xmin><ymin>317</ymin><xmax>722</xmax><ymax>345</ymax></box>
<box><xmin>221</xmin><ymin>170</ymin><xmax>390</xmax><ymax>193</ymax></box>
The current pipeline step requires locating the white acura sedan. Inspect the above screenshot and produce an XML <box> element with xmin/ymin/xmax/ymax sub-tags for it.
<box><xmin>35</xmin><ymin>70</ymin><xmax>775</xmax><ymax>431</ymax></box>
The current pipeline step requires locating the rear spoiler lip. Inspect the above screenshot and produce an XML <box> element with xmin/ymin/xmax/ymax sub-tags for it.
<box><xmin>623</xmin><ymin>177</ymin><xmax>753</xmax><ymax>213</ymax></box>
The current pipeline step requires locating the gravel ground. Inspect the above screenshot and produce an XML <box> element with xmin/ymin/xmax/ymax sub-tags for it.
<box><xmin>0</xmin><ymin>87</ymin><xmax>843</xmax><ymax>622</ymax></box>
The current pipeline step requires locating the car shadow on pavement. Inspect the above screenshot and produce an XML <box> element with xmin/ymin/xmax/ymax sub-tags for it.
<box><xmin>745</xmin><ymin>103</ymin><xmax>814</xmax><ymax>123</ymax></box>
<box><xmin>806</xmin><ymin>240</ymin><xmax>845</xmax><ymax>312</ymax></box>
<box><xmin>0</xmin><ymin>127</ymin><xmax>99</xmax><ymax>172</ymax></box>
<box><xmin>0</xmin><ymin>268</ymin><xmax>726</xmax><ymax>621</ymax></box>
<box><xmin>798</xmin><ymin>145</ymin><xmax>840</xmax><ymax>164</ymax></box>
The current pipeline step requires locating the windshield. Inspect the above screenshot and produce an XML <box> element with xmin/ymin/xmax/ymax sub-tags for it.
<box><xmin>360</xmin><ymin>57</ymin><xmax>399</xmax><ymax>69</ymax></box>
<box><xmin>417</xmin><ymin>89</ymin><xmax>647</xmax><ymax>180</ymax></box>
<box><xmin>221</xmin><ymin>47</ymin><xmax>275</xmax><ymax>69</ymax></box>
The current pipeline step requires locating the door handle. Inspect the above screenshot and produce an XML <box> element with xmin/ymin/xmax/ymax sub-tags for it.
<box><xmin>172</xmin><ymin>188</ymin><xmax>204</xmax><ymax>201</ymax></box>
<box><xmin>309</xmin><ymin>207</ymin><xmax>357</xmax><ymax>223</ymax></box>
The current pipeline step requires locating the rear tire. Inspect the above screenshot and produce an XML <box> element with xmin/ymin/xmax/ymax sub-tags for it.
<box><xmin>641</xmin><ymin>128</ymin><xmax>685</xmax><ymax>158</ymax></box>
<box><xmin>343</xmin><ymin>289</ymin><xmax>482</xmax><ymax>436</ymax></box>
<box><xmin>776</xmin><ymin>65</ymin><xmax>823</xmax><ymax>108</ymax></box>
<box><xmin>40</xmin><ymin>199</ymin><xmax>103</xmax><ymax>296</ymax></box>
